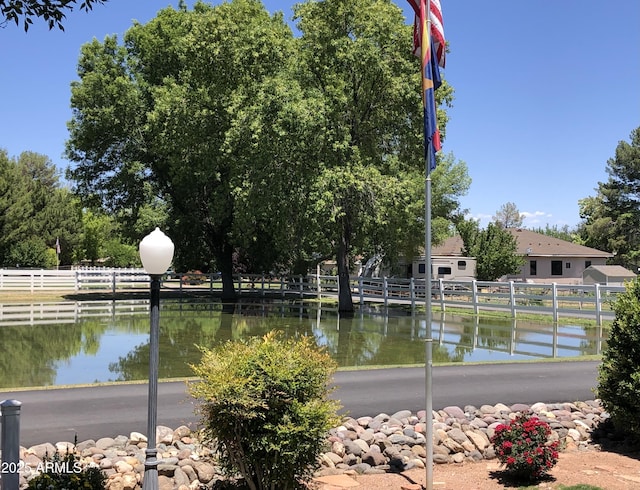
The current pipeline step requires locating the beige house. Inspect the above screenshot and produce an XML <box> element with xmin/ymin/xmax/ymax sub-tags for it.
<box><xmin>432</xmin><ymin>228</ymin><xmax>613</xmax><ymax>285</ymax></box>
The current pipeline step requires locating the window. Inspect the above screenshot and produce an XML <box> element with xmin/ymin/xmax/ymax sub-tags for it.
<box><xmin>551</xmin><ymin>260</ymin><xmax>563</xmax><ymax>275</ymax></box>
<box><xmin>437</xmin><ymin>266</ymin><xmax>452</xmax><ymax>276</ymax></box>
<box><xmin>566</xmin><ymin>262</ymin><xmax>571</xmax><ymax>269</ymax></box>
<box><xmin>418</xmin><ymin>263</ymin><xmax>426</xmax><ymax>274</ymax></box>
<box><xmin>530</xmin><ymin>260</ymin><xmax>537</xmax><ymax>276</ymax></box>
<box><xmin>585</xmin><ymin>260</ymin><xmax>592</xmax><ymax>269</ymax></box>
<box><xmin>457</xmin><ymin>260</ymin><xmax>467</xmax><ymax>270</ymax></box>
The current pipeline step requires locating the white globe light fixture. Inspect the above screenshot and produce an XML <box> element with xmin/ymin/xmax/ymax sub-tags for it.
<box><xmin>139</xmin><ymin>227</ymin><xmax>174</xmax><ymax>490</ymax></box>
<box><xmin>139</xmin><ymin>227</ymin><xmax>174</xmax><ymax>276</ymax></box>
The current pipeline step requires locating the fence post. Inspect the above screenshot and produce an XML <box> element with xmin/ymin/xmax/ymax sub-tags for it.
<box><xmin>299</xmin><ymin>275</ymin><xmax>304</xmax><ymax>299</ymax></box>
<box><xmin>262</xmin><ymin>274</ymin><xmax>266</xmax><ymax>297</ymax></box>
<box><xmin>509</xmin><ymin>281</ymin><xmax>516</xmax><ymax>318</ymax></box>
<box><xmin>438</xmin><ymin>278</ymin><xmax>445</xmax><ymax>311</ymax></box>
<box><xmin>112</xmin><ymin>271</ymin><xmax>116</xmax><ymax>294</ymax></box>
<box><xmin>595</xmin><ymin>283</ymin><xmax>602</xmax><ymax>326</ymax></box>
<box><xmin>383</xmin><ymin>277</ymin><xmax>388</xmax><ymax>308</ymax></box>
<box><xmin>552</xmin><ymin>283</ymin><xmax>559</xmax><ymax>323</ymax></box>
<box><xmin>30</xmin><ymin>271</ymin><xmax>34</xmax><ymax>293</ymax></box>
<box><xmin>1</xmin><ymin>399</ymin><xmax>22</xmax><ymax>490</ymax></box>
<box><xmin>410</xmin><ymin>277</ymin><xmax>415</xmax><ymax>310</ymax></box>
<box><xmin>472</xmin><ymin>280</ymin><xmax>479</xmax><ymax>315</ymax></box>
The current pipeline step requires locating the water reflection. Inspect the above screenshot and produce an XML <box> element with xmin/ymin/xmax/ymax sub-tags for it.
<box><xmin>0</xmin><ymin>299</ymin><xmax>607</xmax><ymax>389</ymax></box>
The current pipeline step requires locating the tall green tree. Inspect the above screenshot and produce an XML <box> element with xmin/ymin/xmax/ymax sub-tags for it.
<box><xmin>0</xmin><ymin>149</ymin><xmax>30</xmax><ymax>262</ymax></box>
<box><xmin>457</xmin><ymin>219</ymin><xmax>523</xmax><ymax>281</ymax></box>
<box><xmin>579</xmin><ymin>127</ymin><xmax>640</xmax><ymax>267</ymax></box>
<box><xmin>66</xmin><ymin>0</ymin><xmax>297</xmax><ymax>298</ymax></box>
<box><xmin>0</xmin><ymin>150</ymin><xmax>82</xmax><ymax>266</ymax></box>
<box><xmin>1</xmin><ymin>0</ymin><xmax>106</xmax><ymax>31</ymax></box>
<box><xmin>66</xmin><ymin>0</ymin><xmax>468</xmax><ymax>307</ymax></box>
<box><xmin>293</xmin><ymin>0</ymin><xmax>464</xmax><ymax>312</ymax></box>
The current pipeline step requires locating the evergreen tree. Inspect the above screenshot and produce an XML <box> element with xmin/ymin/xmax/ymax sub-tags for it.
<box><xmin>579</xmin><ymin>127</ymin><xmax>640</xmax><ymax>267</ymax></box>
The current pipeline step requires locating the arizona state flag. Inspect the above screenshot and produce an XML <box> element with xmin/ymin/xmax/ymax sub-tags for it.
<box><xmin>407</xmin><ymin>0</ymin><xmax>445</xmax><ymax>170</ymax></box>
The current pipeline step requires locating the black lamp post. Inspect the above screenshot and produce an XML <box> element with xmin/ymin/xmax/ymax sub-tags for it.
<box><xmin>139</xmin><ymin>227</ymin><xmax>174</xmax><ymax>490</ymax></box>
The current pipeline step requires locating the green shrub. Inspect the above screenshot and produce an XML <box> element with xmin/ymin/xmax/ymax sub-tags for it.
<box><xmin>5</xmin><ymin>238</ymin><xmax>54</xmax><ymax>268</ymax></box>
<box><xmin>597</xmin><ymin>277</ymin><xmax>640</xmax><ymax>436</ymax></box>
<box><xmin>27</xmin><ymin>446</ymin><xmax>106</xmax><ymax>489</ymax></box>
<box><xmin>189</xmin><ymin>331</ymin><xmax>340</xmax><ymax>490</ymax></box>
<box><xmin>102</xmin><ymin>239</ymin><xmax>140</xmax><ymax>268</ymax></box>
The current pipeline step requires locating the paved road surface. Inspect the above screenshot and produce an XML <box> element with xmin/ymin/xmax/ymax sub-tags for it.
<box><xmin>0</xmin><ymin>361</ymin><xmax>600</xmax><ymax>447</ymax></box>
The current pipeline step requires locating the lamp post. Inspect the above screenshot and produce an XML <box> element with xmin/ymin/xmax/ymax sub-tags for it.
<box><xmin>139</xmin><ymin>228</ymin><xmax>174</xmax><ymax>490</ymax></box>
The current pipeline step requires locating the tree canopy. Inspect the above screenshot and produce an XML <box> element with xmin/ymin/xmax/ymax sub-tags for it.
<box><xmin>579</xmin><ymin>126</ymin><xmax>640</xmax><ymax>268</ymax></box>
<box><xmin>0</xmin><ymin>0</ymin><xmax>106</xmax><ymax>31</ymax></box>
<box><xmin>65</xmin><ymin>0</ymin><xmax>469</xmax><ymax>308</ymax></box>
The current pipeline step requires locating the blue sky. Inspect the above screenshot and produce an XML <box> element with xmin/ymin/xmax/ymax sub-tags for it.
<box><xmin>2</xmin><ymin>0</ymin><xmax>639</xmax><ymax>229</ymax></box>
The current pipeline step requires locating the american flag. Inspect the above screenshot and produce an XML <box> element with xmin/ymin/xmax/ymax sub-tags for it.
<box><xmin>408</xmin><ymin>0</ymin><xmax>446</xmax><ymax>68</ymax></box>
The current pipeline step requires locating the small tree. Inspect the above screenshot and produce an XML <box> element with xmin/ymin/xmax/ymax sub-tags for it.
<box><xmin>102</xmin><ymin>239</ymin><xmax>140</xmax><ymax>268</ymax></box>
<box><xmin>189</xmin><ymin>331</ymin><xmax>340</xmax><ymax>490</ymax></box>
<box><xmin>597</xmin><ymin>277</ymin><xmax>640</xmax><ymax>436</ymax></box>
<box><xmin>457</xmin><ymin>219</ymin><xmax>524</xmax><ymax>281</ymax></box>
<box><xmin>6</xmin><ymin>238</ymin><xmax>56</xmax><ymax>268</ymax></box>
<box><xmin>493</xmin><ymin>201</ymin><xmax>524</xmax><ymax>229</ymax></box>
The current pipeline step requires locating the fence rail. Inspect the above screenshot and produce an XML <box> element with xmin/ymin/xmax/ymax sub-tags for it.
<box><xmin>0</xmin><ymin>269</ymin><xmax>624</xmax><ymax>324</ymax></box>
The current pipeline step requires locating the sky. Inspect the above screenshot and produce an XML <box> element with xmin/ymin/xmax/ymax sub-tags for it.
<box><xmin>2</xmin><ymin>0</ymin><xmax>639</xmax><ymax>230</ymax></box>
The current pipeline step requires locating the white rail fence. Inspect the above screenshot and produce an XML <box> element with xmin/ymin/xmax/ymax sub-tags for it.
<box><xmin>0</xmin><ymin>269</ymin><xmax>623</xmax><ymax>324</ymax></box>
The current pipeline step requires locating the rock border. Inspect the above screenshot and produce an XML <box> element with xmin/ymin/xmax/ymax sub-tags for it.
<box><xmin>9</xmin><ymin>399</ymin><xmax>609</xmax><ymax>489</ymax></box>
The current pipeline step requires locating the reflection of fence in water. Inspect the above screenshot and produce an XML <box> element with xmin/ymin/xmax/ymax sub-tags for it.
<box><xmin>0</xmin><ymin>300</ymin><xmax>149</xmax><ymax>326</ymax></box>
<box><xmin>434</xmin><ymin>315</ymin><xmax>606</xmax><ymax>359</ymax></box>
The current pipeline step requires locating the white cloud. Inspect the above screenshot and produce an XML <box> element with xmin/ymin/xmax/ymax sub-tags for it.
<box><xmin>521</xmin><ymin>211</ymin><xmax>552</xmax><ymax>226</ymax></box>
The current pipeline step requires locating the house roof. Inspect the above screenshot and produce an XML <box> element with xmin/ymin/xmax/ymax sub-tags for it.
<box><xmin>584</xmin><ymin>265</ymin><xmax>636</xmax><ymax>277</ymax></box>
<box><xmin>432</xmin><ymin>228</ymin><xmax>613</xmax><ymax>259</ymax></box>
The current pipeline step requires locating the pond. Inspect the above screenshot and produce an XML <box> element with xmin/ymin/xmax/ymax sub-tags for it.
<box><xmin>0</xmin><ymin>298</ymin><xmax>607</xmax><ymax>389</ymax></box>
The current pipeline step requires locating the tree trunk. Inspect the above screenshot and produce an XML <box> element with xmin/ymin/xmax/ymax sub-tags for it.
<box><xmin>218</xmin><ymin>242</ymin><xmax>237</xmax><ymax>302</ymax></box>
<box><xmin>336</xmin><ymin>231</ymin><xmax>354</xmax><ymax>314</ymax></box>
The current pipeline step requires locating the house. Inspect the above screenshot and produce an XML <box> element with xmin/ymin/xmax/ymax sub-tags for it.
<box><xmin>432</xmin><ymin>228</ymin><xmax>613</xmax><ymax>285</ymax></box>
<box><xmin>583</xmin><ymin>265</ymin><xmax>636</xmax><ymax>286</ymax></box>
<box><xmin>410</xmin><ymin>255</ymin><xmax>476</xmax><ymax>281</ymax></box>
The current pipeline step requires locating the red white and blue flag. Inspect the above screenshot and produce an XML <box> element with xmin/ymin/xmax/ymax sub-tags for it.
<box><xmin>407</xmin><ymin>0</ymin><xmax>445</xmax><ymax>170</ymax></box>
<box><xmin>408</xmin><ymin>0</ymin><xmax>446</xmax><ymax>68</ymax></box>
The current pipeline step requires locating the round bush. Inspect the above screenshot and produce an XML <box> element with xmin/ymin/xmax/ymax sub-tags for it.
<box><xmin>189</xmin><ymin>331</ymin><xmax>341</xmax><ymax>490</ymax></box>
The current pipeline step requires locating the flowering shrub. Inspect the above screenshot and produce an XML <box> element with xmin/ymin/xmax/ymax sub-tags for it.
<box><xmin>490</xmin><ymin>412</ymin><xmax>559</xmax><ymax>481</ymax></box>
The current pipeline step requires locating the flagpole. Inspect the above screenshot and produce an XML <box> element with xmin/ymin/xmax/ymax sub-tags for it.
<box><xmin>424</xmin><ymin>1</ymin><xmax>434</xmax><ymax>489</ymax></box>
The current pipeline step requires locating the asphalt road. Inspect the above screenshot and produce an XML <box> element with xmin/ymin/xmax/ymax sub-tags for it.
<box><xmin>0</xmin><ymin>361</ymin><xmax>600</xmax><ymax>447</ymax></box>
